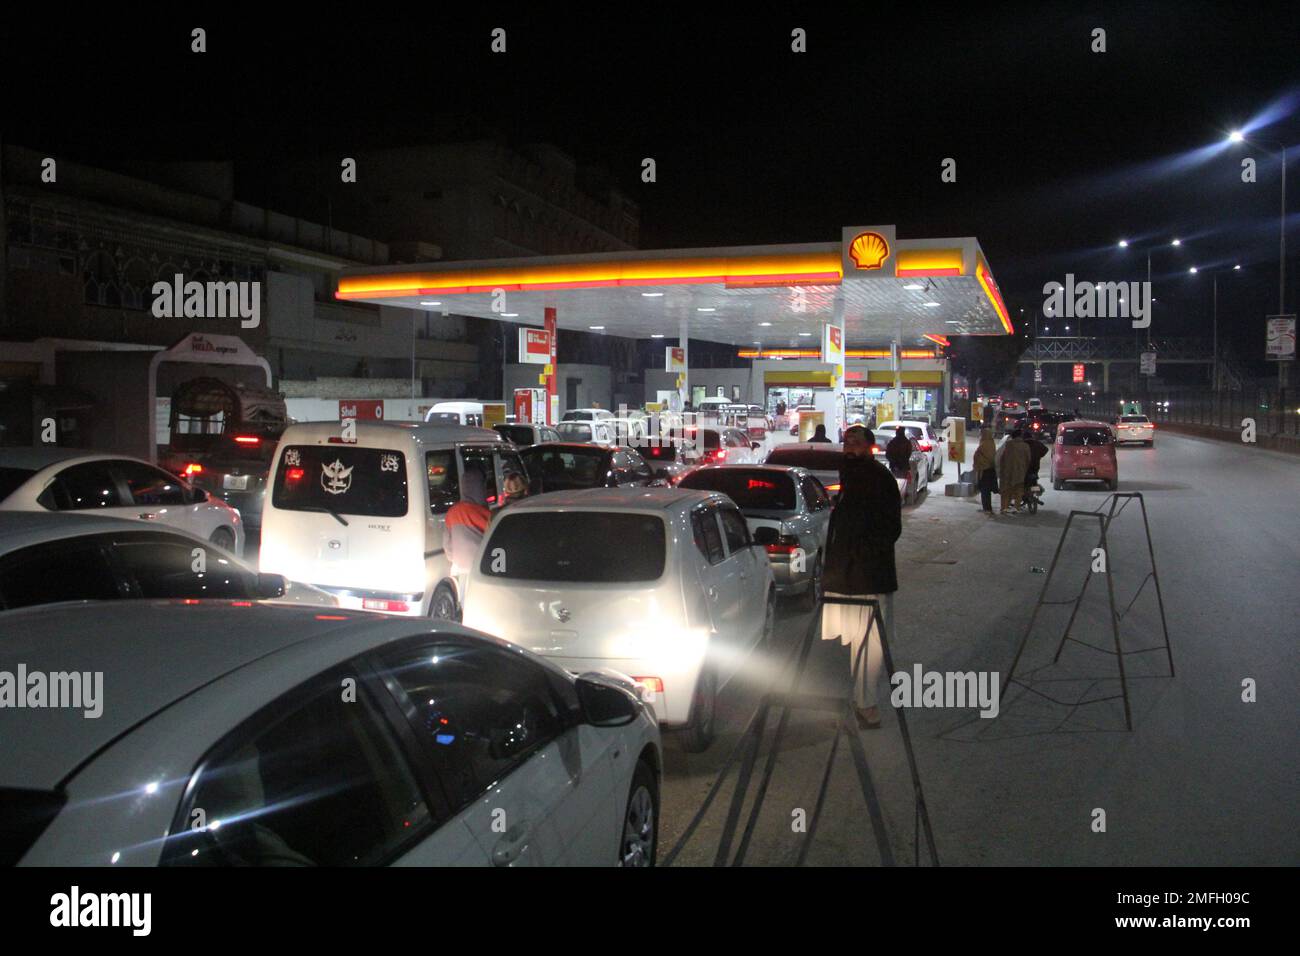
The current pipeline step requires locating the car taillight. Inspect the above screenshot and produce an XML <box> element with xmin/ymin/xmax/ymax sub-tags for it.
<box><xmin>825</xmin><ymin>482</ymin><xmax>841</xmax><ymax>493</ymax></box>
<box><xmin>870</xmin><ymin>446</ymin><xmax>881</xmax><ymax>454</ymax></box>
<box><xmin>362</xmin><ymin>599</ymin><xmax>410</xmax><ymax>613</ymax></box>
<box><xmin>633</xmin><ymin>677</ymin><xmax>664</xmax><ymax>693</ymax></box>
<box><xmin>284</xmin><ymin>467</ymin><xmax>306</xmax><ymax>484</ymax></box>
<box><xmin>917</xmin><ymin>441</ymin><xmax>933</xmax><ymax>451</ymax></box>
<box><xmin>233</xmin><ymin>435</ymin><xmax>261</xmax><ymax>445</ymax></box>
<box><xmin>182</xmin><ymin>462</ymin><xmax>203</xmax><ymax>477</ymax></box>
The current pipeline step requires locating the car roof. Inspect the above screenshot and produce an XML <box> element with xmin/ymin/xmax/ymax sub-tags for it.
<box><xmin>280</xmin><ymin>421</ymin><xmax>502</xmax><ymax>445</ymax></box>
<box><xmin>0</xmin><ymin>512</ymin><xmax>209</xmax><ymax>557</ymax></box>
<box><xmin>0</xmin><ymin>447</ymin><xmax>120</xmax><ymax>470</ymax></box>
<box><xmin>770</xmin><ymin>442</ymin><xmax>845</xmax><ymax>452</ymax></box>
<box><xmin>0</xmin><ymin>603</ymin><xmax>533</xmax><ymax>791</ymax></box>
<box><xmin>1061</xmin><ymin>420</ymin><xmax>1111</xmax><ymax>428</ymax></box>
<box><xmin>521</xmin><ymin>441</ymin><xmax>610</xmax><ymax>452</ymax></box>
<box><xmin>498</xmin><ymin>486</ymin><xmax>722</xmax><ymax>513</ymax></box>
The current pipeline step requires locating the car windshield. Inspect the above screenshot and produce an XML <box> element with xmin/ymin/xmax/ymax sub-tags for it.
<box><xmin>1062</xmin><ymin>428</ymin><xmax>1112</xmax><ymax>447</ymax></box>
<box><xmin>1120</xmin><ymin>416</ymin><xmax>1149</xmax><ymax>423</ymax></box>
<box><xmin>426</xmin><ymin>412</ymin><xmax>462</xmax><ymax>425</ymax></box>
<box><xmin>766</xmin><ymin>446</ymin><xmax>844</xmax><ymax>470</ymax></box>
<box><xmin>0</xmin><ymin>467</ymin><xmax>35</xmax><ymax>503</ymax></box>
<box><xmin>679</xmin><ymin>469</ymin><xmax>797</xmax><ymax>511</ymax></box>
<box><xmin>520</xmin><ymin>446</ymin><xmax>609</xmax><ymax>490</ymax></box>
<box><xmin>495</xmin><ymin>425</ymin><xmax>535</xmax><ymax>444</ymax></box>
<box><xmin>481</xmin><ymin>512</ymin><xmax>666</xmax><ymax>582</ymax></box>
<box><xmin>271</xmin><ymin>445</ymin><xmax>408</xmax><ymax>516</ymax></box>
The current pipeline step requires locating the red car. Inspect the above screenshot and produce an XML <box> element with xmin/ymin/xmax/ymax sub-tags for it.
<box><xmin>1051</xmin><ymin>421</ymin><xmax>1118</xmax><ymax>491</ymax></box>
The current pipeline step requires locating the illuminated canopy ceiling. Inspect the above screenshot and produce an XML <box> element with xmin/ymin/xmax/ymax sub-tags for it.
<box><xmin>337</xmin><ymin>231</ymin><xmax>1012</xmax><ymax>350</ymax></box>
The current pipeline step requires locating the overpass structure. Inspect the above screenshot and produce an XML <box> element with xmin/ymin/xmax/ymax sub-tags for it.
<box><xmin>1020</xmin><ymin>337</ymin><xmax>1238</xmax><ymax>390</ymax></box>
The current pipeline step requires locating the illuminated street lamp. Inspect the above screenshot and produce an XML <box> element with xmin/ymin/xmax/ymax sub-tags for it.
<box><xmin>1118</xmin><ymin>237</ymin><xmax>1186</xmax><ymax>346</ymax></box>
<box><xmin>1190</xmin><ymin>264</ymin><xmax>1244</xmax><ymax>391</ymax></box>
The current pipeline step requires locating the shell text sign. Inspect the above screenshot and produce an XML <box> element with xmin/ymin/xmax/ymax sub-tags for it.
<box><xmin>848</xmin><ymin>231</ymin><xmax>890</xmax><ymax>270</ymax></box>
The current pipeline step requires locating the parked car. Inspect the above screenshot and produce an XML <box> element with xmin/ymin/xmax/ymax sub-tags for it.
<box><xmin>555</xmin><ymin>420</ymin><xmax>617</xmax><ymax>445</ymax></box>
<box><xmin>561</xmin><ymin>408</ymin><xmax>615</xmax><ymax>423</ymax></box>
<box><xmin>678</xmin><ymin>465</ymin><xmax>831</xmax><ymax>608</ymax></box>
<box><xmin>462</xmin><ymin>488</ymin><xmax>776</xmax><ymax>753</ymax></box>
<box><xmin>626</xmin><ymin>438</ymin><xmax>695</xmax><ymax>483</ymax></box>
<box><xmin>765</xmin><ymin>442</ymin><xmax>845</xmax><ymax>494</ymax></box>
<box><xmin>2</xmin><ymin>603</ymin><xmax>660</xmax><ymax>867</ymax></box>
<box><xmin>424</xmin><ymin>401</ymin><xmax>487</xmax><ymax>427</ymax></box>
<box><xmin>0</xmin><ymin>512</ymin><xmax>333</xmax><ymax>612</ymax></box>
<box><xmin>0</xmin><ymin>448</ymin><xmax>245</xmax><ymax>557</ymax></box>
<box><xmin>1051</xmin><ymin>421</ymin><xmax>1118</xmax><ymax>490</ymax></box>
<box><xmin>259</xmin><ymin>421</ymin><xmax>523</xmax><ymax>621</ymax></box>
<box><xmin>1113</xmin><ymin>414</ymin><xmax>1155</xmax><ymax>446</ymax></box>
<box><xmin>693</xmin><ymin>426</ymin><xmax>762</xmax><ymax>465</ymax></box>
<box><xmin>494</xmin><ymin>423</ymin><xmax>561</xmax><ymax>446</ymax></box>
<box><xmin>518</xmin><ymin>443</ymin><xmax>660</xmax><ymax>494</ymax></box>
<box><xmin>877</xmin><ymin>419</ymin><xmax>946</xmax><ymax>479</ymax></box>
<box><xmin>871</xmin><ymin>428</ymin><xmax>931</xmax><ymax>504</ymax></box>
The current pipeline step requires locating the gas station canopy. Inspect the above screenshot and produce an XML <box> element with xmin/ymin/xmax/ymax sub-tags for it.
<box><xmin>337</xmin><ymin>226</ymin><xmax>1013</xmax><ymax>349</ymax></box>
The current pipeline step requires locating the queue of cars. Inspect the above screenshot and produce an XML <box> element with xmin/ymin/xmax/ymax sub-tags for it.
<box><xmin>0</xmin><ymin>400</ymin><xmax>934</xmax><ymax>867</ymax></box>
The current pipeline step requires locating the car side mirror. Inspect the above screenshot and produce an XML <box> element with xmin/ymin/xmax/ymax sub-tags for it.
<box><xmin>752</xmin><ymin>526</ymin><xmax>779</xmax><ymax>546</ymax></box>
<box><xmin>254</xmin><ymin>572</ymin><xmax>287</xmax><ymax>599</ymax></box>
<box><xmin>576</xmin><ymin>676</ymin><xmax>639</xmax><ymax>727</ymax></box>
<box><xmin>189</xmin><ymin>486</ymin><xmax>209</xmax><ymax>504</ymax></box>
<box><xmin>751</xmin><ymin>441</ymin><xmax>761</xmax><ymax>450</ymax></box>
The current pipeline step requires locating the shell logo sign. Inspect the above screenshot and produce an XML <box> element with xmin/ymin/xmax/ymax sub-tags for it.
<box><xmin>848</xmin><ymin>231</ymin><xmax>890</xmax><ymax>270</ymax></box>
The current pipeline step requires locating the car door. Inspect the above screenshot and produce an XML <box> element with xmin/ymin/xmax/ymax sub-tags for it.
<box><xmin>107</xmin><ymin>459</ymin><xmax>208</xmax><ymax>537</ymax></box>
<box><xmin>160</xmin><ymin>661</ymin><xmax>458</xmax><ymax>867</ymax></box>
<box><xmin>716</xmin><ymin>504</ymin><xmax>764</xmax><ymax>664</ymax></box>
<box><xmin>799</xmin><ymin>474</ymin><xmax>833</xmax><ymax>558</ymax></box>
<box><xmin>689</xmin><ymin>502</ymin><xmax>730</xmax><ymax>642</ymax></box>
<box><xmin>373</xmin><ymin>640</ymin><xmax>615</xmax><ymax>865</ymax></box>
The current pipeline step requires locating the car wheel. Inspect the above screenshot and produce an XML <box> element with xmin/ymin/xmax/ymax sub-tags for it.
<box><xmin>679</xmin><ymin>669</ymin><xmax>717</xmax><ymax>753</ymax></box>
<box><xmin>619</xmin><ymin>760</ymin><xmax>659</xmax><ymax>867</ymax></box>
<box><xmin>429</xmin><ymin>581</ymin><xmax>461</xmax><ymax>622</ymax></box>
<box><xmin>1053</xmin><ymin>477</ymin><xmax>1064</xmax><ymax>491</ymax></box>
<box><xmin>209</xmin><ymin>527</ymin><xmax>236</xmax><ymax>553</ymax></box>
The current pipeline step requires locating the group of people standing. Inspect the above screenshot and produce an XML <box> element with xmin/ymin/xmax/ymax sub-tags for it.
<box><xmin>972</xmin><ymin>427</ymin><xmax>1049</xmax><ymax>515</ymax></box>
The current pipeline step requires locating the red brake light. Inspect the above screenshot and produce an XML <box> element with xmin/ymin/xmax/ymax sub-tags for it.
<box><xmin>233</xmin><ymin>435</ymin><xmax>261</xmax><ymax>445</ymax></box>
<box><xmin>917</xmin><ymin>441</ymin><xmax>933</xmax><ymax>451</ymax></box>
<box><xmin>825</xmin><ymin>482</ymin><xmax>841</xmax><ymax>493</ymax></box>
<box><xmin>182</xmin><ymin>462</ymin><xmax>203</xmax><ymax>477</ymax></box>
<box><xmin>747</xmin><ymin>478</ymin><xmax>776</xmax><ymax>490</ymax></box>
<box><xmin>284</xmin><ymin>467</ymin><xmax>306</xmax><ymax>484</ymax></box>
<box><xmin>870</xmin><ymin>446</ymin><xmax>881</xmax><ymax>455</ymax></box>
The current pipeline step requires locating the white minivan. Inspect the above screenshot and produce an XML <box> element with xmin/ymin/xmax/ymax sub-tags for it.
<box><xmin>260</xmin><ymin>421</ymin><xmax>526</xmax><ymax>620</ymax></box>
<box><xmin>424</xmin><ymin>401</ymin><xmax>485</xmax><ymax>427</ymax></box>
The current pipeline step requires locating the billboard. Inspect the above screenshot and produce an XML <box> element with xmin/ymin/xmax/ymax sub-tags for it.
<box><xmin>820</xmin><ymin>324</ymin><xmax>844</xmax><ymax>364</ymax></box>
<box><xmin>665</xmin><ymin>346</ymin><xmax>687</xmax><ymax>372</ymax></box>
<box><xmin>1266</xmin><ymin>315</ymin><xmax>1296</xmax><ymax>359</ymax></box>
<box><xmin>339</xmin><ymin>399</ymin><xmax>384</xmax><ymax>420</ymax></box>
<box><xmin>1072</xmin><ymin>363</ymin><xmax>1085</xmax><ymax>383</ymax></box>
<box><xmin>1140</xmin><ymin>351</ymin><xmax>1157</xmax><ymax>376</ymax></box>
<box><xmin>518</xmin><ymin>328</ymin><xmax>552</xmax><ymax>365</ymax></box>
<box><xmin>841</xmin><ymin>225</ymin><xmax>897</xmax><ymax>278</ymax></box>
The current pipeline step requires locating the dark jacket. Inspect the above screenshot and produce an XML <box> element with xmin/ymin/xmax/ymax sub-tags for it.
<box><xmin>885</xmin><ymin>431</ymin><xmax>913</xmax><ymax>474</ymax></box>
<box><xmin>821</xmin><ymin>455</ymin><xmax>902</xmax><ymax>595</ymax></box>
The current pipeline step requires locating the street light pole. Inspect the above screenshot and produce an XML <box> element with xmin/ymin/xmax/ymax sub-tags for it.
<box><xmin>1213</xmin><ymin>274</ymin><xmax>1218</xmax><ymax>392</ymax></box>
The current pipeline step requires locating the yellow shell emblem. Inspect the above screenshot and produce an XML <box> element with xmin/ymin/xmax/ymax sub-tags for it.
<box><xmin>849</xmin><ymin>231</ymin><xmax>890</xmax><ymax>270</ymax></box>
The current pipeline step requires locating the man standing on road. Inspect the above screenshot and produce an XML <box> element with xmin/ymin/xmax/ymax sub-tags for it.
<box><xmin>998</xmin><ymin>428</ymin><xmax>1031</xmax><ymax>514</ymax></box>
<box><xmin>820</xmin><ymin>425</ymin><xmax>902</xmax><ymax>729</ymax></box>
<box><xmin>885</xmin><ymin>427</ymin><xmax>913</xmax><ymax>477</ymax></box>
<box><xmin>443</xmin><ymin>464</ymin><xmax>491</xmax><ymax>574</ymax></box>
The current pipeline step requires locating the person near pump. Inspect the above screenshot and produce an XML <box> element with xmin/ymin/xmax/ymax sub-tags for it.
<box><xmin>820</xmin><ymin>425</ymin><xmax>902</xmax><ymax>729</ymax></box>
<box><xmin>997</xmin><ymin>428</ymin><xmax>1032</xmax><ymax>515</ymax></box>
<box><xmin>885</xmin><ymin>427</ymin><xmax>913</xmax><ymax>477</ymax></box>
<box><xmin>1023</xmin><ymin>431</ymin><xmax>1049</xmax><ymax>505</ymax></box>
<box><xmin>808</xmin><ymin>423</ymin><xmax>832</xmax><ymax>444</ymax></box>
<box><xmin>973</xmin><ymin>428</ymin><xmax>999</xmax><ymax>515</ymax></box>
<box><xmin>444</xmin><ymin>463</ymin><xmax>491</xmax><ymax>574</ymax></box>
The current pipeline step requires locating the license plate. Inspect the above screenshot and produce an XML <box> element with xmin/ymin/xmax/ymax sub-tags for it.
<box><xmin>223</xmin><ymin>474</ymin><xmax>250</xmax><ymax>490</ymax></box>
<box><xmin>1078</xmin><ymin>467</ymin><xmax>1095</xmax><ymax>476</ymax></box>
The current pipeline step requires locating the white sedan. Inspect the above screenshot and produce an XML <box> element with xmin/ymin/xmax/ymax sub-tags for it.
<box><xmin>877</xmin><ymin>419</ymin><xmax>946</xmax><ymax>478</ymax></box>
<box><xmin>0</xmin><ymin>448</ymin><xmax>245</xmax><ymax>556</ymax></box>
<box><xmin>5</xmin><ymin>603</ymin><xmax>661</xmax><ymax>867</ymax></box>
<box><xmin>463</xmin><ymin>487</ymin><xmax>776</xmax><ymax>753</ymax></box>
<box><xmin>1114</xmin><ymin>414</ymin><xmax>1156</xmax><ymax>446</ymax></box>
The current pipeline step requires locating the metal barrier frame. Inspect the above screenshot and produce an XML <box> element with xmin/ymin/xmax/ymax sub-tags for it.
<box><xmin>663</xmin><ymin>596</ymin><xmax>940</xmax><ymax>867</ymax></box>
<box><xmin>1000</xmin><ymin>492</ymin><xmax>1174</xmax><ymax>732</ymax></box>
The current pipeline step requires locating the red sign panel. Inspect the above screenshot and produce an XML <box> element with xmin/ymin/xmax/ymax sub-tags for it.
<box><xmin>519</xmin><ymin>328</ymin><xmax>552</xmax><ymax>365</ymax></box>
<box><xmin>339</xmin><ymin>399</ymin><xmax>384</xmax><ymax>421</ymax></box>
<box><xmin>1072</xmin><ymin>364</ymin><xmax>1085</xmax><ymax>384</ymax></box>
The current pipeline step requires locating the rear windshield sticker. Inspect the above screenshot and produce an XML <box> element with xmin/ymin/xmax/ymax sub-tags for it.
<box><xmin>322</xmin><ymin>458</ymin><xmax>354</xmax><ymax>495</ymax></box>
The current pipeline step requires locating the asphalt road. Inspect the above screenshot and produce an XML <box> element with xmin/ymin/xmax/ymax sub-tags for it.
<box><xmin>658</xmin><ymin>430</ymin><xmax>1300</xmax><ymax>866</ymax></box>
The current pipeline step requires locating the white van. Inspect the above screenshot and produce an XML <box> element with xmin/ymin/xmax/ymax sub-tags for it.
<box><xmin>423</xmin><ymin>401</ymin><xmax>485</xmax><ymax>427</ymax></box>
<box><xmin>259</xmin><ymin>421</ymin><xmax>526</xmax><ymax>620</ymax></box>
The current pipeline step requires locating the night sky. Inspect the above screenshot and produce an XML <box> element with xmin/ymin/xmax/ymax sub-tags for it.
<box><xmin>3</xmin><ymin>3</ymin><xmax>1297</xmax><ymax>364</ymax></box>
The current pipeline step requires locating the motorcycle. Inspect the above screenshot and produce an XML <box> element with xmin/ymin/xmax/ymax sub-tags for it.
<box><xmin>1022</xmin><ymin>475</ymin><xmax>1044</xmax><ymax>514</ymax></box>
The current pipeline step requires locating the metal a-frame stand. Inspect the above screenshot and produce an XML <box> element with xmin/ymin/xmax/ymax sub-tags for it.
<box><xmin>1000</xmin><ymin>492</ymin><xmax>1174</xmax><ymax>731</ymax></box>
<box><xmin>662</xmin><ymin>598</ymin><xmax>940</xmax><ymax>867</ymax></box>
